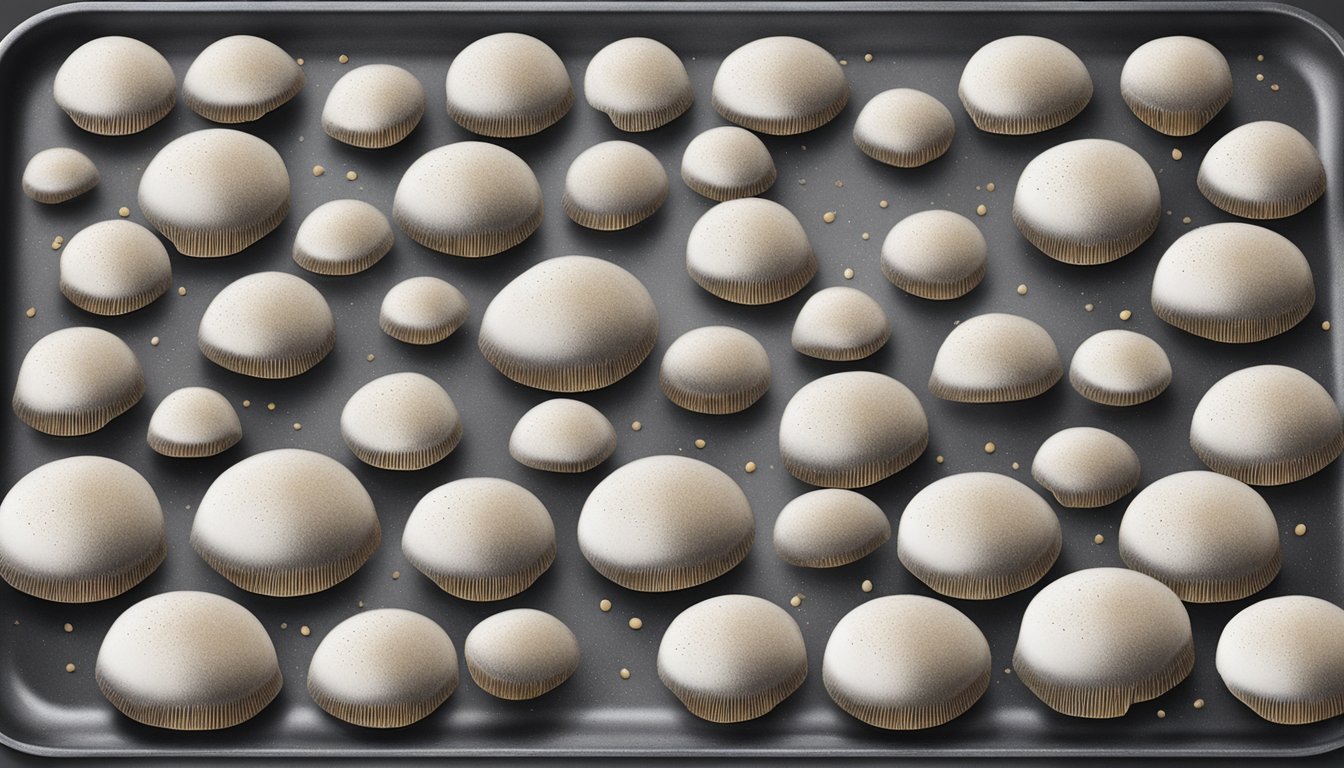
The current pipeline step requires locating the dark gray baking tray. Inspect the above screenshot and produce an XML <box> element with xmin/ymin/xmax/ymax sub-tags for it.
<box><xmin>1</xmin><ymin>0</ymin><xmax>1342</xmax><ymax>758</ymax></box>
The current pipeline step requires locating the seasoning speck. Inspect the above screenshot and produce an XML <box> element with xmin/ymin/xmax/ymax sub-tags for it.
<box><xmin>984</xmin><ymin>441</ymin><xmax>996</xmax><ymax>454</ymax></box>
<box><xmin>1119</xmin><ymin>309</ymin><xmax>1133</xmax><ymax>321</ymax></box>
<box><xmin>300</xmin><ymin>625</ymin><xmax>311</xmax><ymax>637</ymax></box>
<box><xmin>346</xmin><ymin>170</ymin><xmax>358</xmax><ymax>181</ymax></box>
<box><xmin>1171</xmin><ymin>148</ymin><xmax>1183</xmax><ymax>161</ymax></box>
<box><xmin>860</xmin><ymin>579</ymin><xmax>874</xmax><ymax>593</ymax></box>
<box><xmin>338</xmin><ymin>54</ymin><xmax>349</xmax><ymax>64</ymax></box>
<box><xmin>694</xmin><ymin>438</ymin><xmax>706</xmax><ymax>449</ymax></box>
<box><xmin>63</xmin><ymin>623</ymin><xmax>73</xmax><ymax>633</ymax></box>
<box><xmin>790</xmin><ymin>594</ymin><xmax>802</xmax><ymax>607</ymax></box>
<box><xmin>744</xmin><ymin>461</ymin><xmax>757</xmax><ymax>473</ymax></box>
<box><xmin>879</xmin><ymin>200</ymin><xmax>889</xmax><ymax>209</ymax></box>
<box><xmin>599</xmin><ymin>598</ymin><xmax>612</xmax><ymax>612</ymax></box>
<box><xmin>150</xmin><ymin>336</ymin><xmax>160</xmax><ymax>347</ymax></box>
<box><xmin>65</xmin><ymin>663</ymin><xmax>76</xmax><ymax>673</ymax></box>
<box><xmin>1295</xmin><ymin>523</ymin><xmax>1307</xmax><ymax>536</ymax></box>
<box><xmin>1194</xmin><ymin>698</ymin><xmax>1206</xmax><ymax>710</ymax></box>
<box><xmin>822</xmin><ymin>211</ymin><xmax>837</xmax><ymax>224</ymax></box>
<box><xmin>864</xmin><ymin>53</ymin><xmax>873</xmax><ymax>62</ymax></box>
<box><xmin>619</xmin><ymin>668</ymin><xmax>631</xmax><ymax>680</ymax></box>
<box><xmin>631</xmin><ymin>420</ymin><xmax>642</xmax><ymax>432</ymax></box>
<box><xmin>843</xmin><ymin>267</ymin><xmax>855</xmax><ymax>280</ymax></box>
<box><xmin>118</xmin><ymin>206</ymin><xmax>130</xmax><ymax>218</ymax></box>
<box><xmin>1016</xmin><ymin>283</ymin><xmax>1028</xmax><ymax>296</ymax></box>
<box><xmin>1094</xmin><ymin>534</ymin><xmax>1105</xmax><ymax>545</ymax></box>
<box><xmin>628</xmin><ymin>617</ymin><xmax>643</xmax><ymax>630</ymax></box>
<box><xmin>24</xmin><ymin>307</ymin><xmax>35</xmax><ymax>318</ymax></box>
<box><xmin>975</xmin><ymin>203</ymin><xmax>987</xmax><ymax>217</ymax></box>
<box><xmin>312</xmin><ymin>165</ymin><xmax>325</xmax><ymax>177</ymax></box>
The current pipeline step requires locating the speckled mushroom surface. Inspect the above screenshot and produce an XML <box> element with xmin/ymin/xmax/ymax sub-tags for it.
<box><xmin>96</xmin><ymin>591</ymin><xmax>282</xmax><ymax>730</ymax></box>
<box><xmin>1120</xmin><ymin>36</ymin><xmax>1231</xmax><ymax>136</ymax></box>
<box><xmin>1152</xmin><ymin>222</ymin><xmax>1314</xmax><ymax>343</ymax></box>
<box><xmin>0</xmin><ymin>456</ymin><xmax>165</xmax><ymax>603</ymax></box>
<box><xmin>379</xmin><ymin>276</ymin><xmax>470</xmax><ymax>345</ymax></box>
<box><xmin>197</xmin><ymin>271</ymin><xmax>335</xmax><ymax>379</ymax></box>
<box><xmin>445</xmin><ymin>33</ymin><xmax>573</xmax><ymax>137</ymax></box>
<box><xmin>1197</xmin><ymin>121</ymin><xmax>1325</xmax><ymax>219</ymax></box>
<box><xmin>190</xmin><ymin>449</ymin><xmax>381</xmax><ymax>597</ymax></box>
<box><xmin>584</xmin><ymin>37</ymin><xmax>693</xmax><ymax>131</ymax></box>
<box><xmin>22</xmin><ymin>147</ymin><xmax>99</xmax><ymax>204</ymax></box>
<box><xmin>790</xmin><ymin>287</ymin><xmax>891</xmax><ymax>361</ymax></box>
<box><xmin>146</xmin><ymin>386</ymin><xmax>242</xmax><ymax>458</ymax></box>
<box><xmin>685</xmin><ymin>197</ymin><xmax>816</xmax><ymax>304</ymax></box>
<box><xmin>509</xmin><ymin>398</ymin><xmax>617</xmax><ymax>473</ymax></box>
<box><xmin>958</xmin><ymin>36</ymin><xmax>1092</xmax><ymax>135</ymax></box>
<box><xmin>880</xmin><ymin>209</ymin><xmax>988</xmax><ymax>300</ymax></box>
<box><xmin>1216</xmin><ymin>595</ymin><xmax>1344</xmax><ymax>725</ymax></box>
<box><xmin>479</xmin><ymin>255</ymin><xmax>658</xmax><ymax>392</ymax></box>
<box><xmin>772</xmin><ymin>488</ymin><xmax>890</xmax><ymax>568</ymax></box>
<box><xmin>322</xmin><ymin>64</ymin><xmax>426</xmax><ymax>148</ymax></box>
<box><xmin>137</xmin><ymin>129</ymin><xmax>291</xmax><ymax>257</ymax></box>
<box><xmin>307</xmin><ymin>608</ymin><xmax>459</xmax><ymax>728</ymax></box>
<box><xmin>1013</xmin><ymin>139</ymin><xmax>1161</xmax><ymax>265</ymax></box>
<box><xmin>711</xmin><ymin>36</ymin><xmax>848</xmax><ymax>135</ymax></box>
<box><xmin>53</xmin><ymin>36</ymin><xmax>176</xmax><ymax>135</ymax></box>
<box><xmin>823</xmin><ymin>595</ymin><xmax>991</xmax><ymax>730</ymax></box>
<box><xmin>657</xmin><ymin>594</ymin><xmax>808</xmax><ymax>723</ymax></box>
<box><xmin>779</xmin><ymin>371</ymin><xmax>928</xmax><ymax>488</ymax></box>
<box><xmin>660</xmin><ymin>326</ymin><xmax>771</xmax><ymax>414</ymax></box>
<box><xmin>292</xmin><ymin>199</ymin><xmax>395</xmax><ymax>276</ymax></box>
<box><xmin>577</xmin><ymin>455</ymin><xmax>754</xmax><ymax>591</ymax></box>
<box><xmin>1189</xmin><ymin>365</ymin><xmax>1344</xmax><ymax>485</ymax></box>
<box><xmin>12</xmin><ymin>326</ymin><xmax>144</xmax><ymax>437</ymax></box>
<box><xmin>680</xmin><ymin>126</ymin><xmax>776</xmax><ymax>201</ymax></box>
<box><xmin>1068</xmin><ymin>329</ymin><xmax>1172</xmax><ymax>406</ymax></box>
<box><xmin>562</xmin><ymin>140</ymin><xmax>669</xmax><ymax>230</ymax></box>
<box><xmin>393</xmin><ymin>141</ymin><xmax>543</xmax><ymax>258</ymax></box>
<box><xmin>929</xmin><ymin>313</ymin><xmax>1062</xmax><ymax>403</ymax></box>
<box><xmin>853</xmin><ymin>88</ymin><xmax>955</xmax><ymax>168</ymax></box>
<box><xmin>1119</xmin><ymin>471</ymin><xmax>1280</xmax><ymax>603</ymax></box>
<box><xmin>182</xmin><ymin>35</ymin><xmax>305</xmax><ymax>123</ymax></box>
<box><xmin>897</xmin><ymin>472</ymin><xmax>1061</xmax><ymax>600</ymax></box>
<box><xmin>1031</xmin><ymin>426</ymin><xmax>1141</xmax><ymax>508</ymax></box>
<box><xmin>464</xmin><ymin>609</ymin><xmax>580</xmax><ymax>700</ymax></box>
<box><xmin>401</xmin><ymin>478</ymin><xmax>555</xmax><ymax>601</ymax></box>
<box><xmin>1013</xmin><ymin>568</ymin><xmax>1194</xmax><ymax>718</ymax></box>
<box><xmin>339</xmin><ymin>372</ymin><xmax>463</xmax><ymax>471</ymax></box>
<box><xmin>58</xmin><ymin>219</ymin><xmax>172</xmax><ymax>316</ymax></box>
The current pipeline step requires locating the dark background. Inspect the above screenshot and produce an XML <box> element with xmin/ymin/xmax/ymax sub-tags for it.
<box><xmin>0</xmin><ymin>1</ymin><xmax>1340</xmax><ymax>766</ymax></box>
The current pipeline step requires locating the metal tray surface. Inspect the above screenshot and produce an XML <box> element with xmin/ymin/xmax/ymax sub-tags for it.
<box><xmin>0</xmin><ymin>0</ymin><xmax>1342</xmax><ymax>758</ymax></box>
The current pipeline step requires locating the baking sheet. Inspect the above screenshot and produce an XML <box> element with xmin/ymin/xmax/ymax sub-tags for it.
<box><xmin>0</xmin><ymin>0</ymin><xmax>1342</xmax><ymax>757</ymax></box>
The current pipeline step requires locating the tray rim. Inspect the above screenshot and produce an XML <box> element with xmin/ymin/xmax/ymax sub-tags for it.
<box><xmin>1</xmin><ymin>0</ymin><xmax>1342</xmax><ymax>758</ymax></box>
